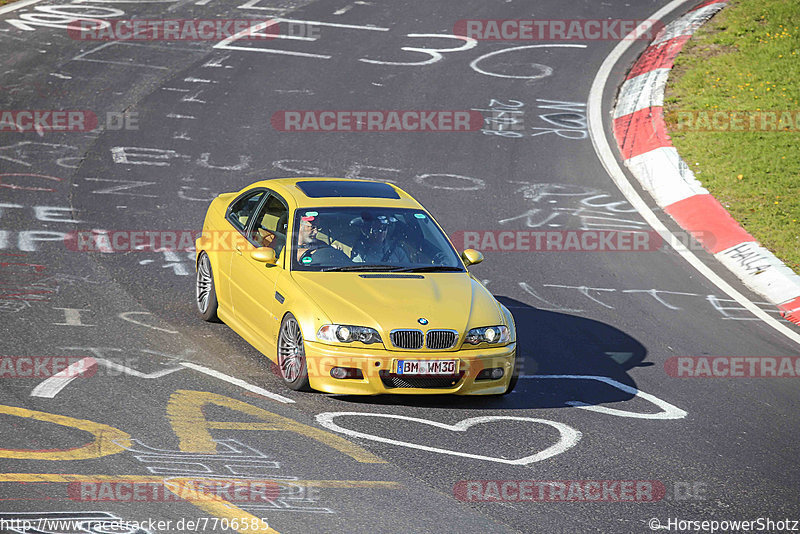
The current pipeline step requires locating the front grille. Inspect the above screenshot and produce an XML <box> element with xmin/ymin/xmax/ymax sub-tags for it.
<box><xmin>426</xmin><ymin>330</ymin><xmax>457</xmax><ymax>349</ymax></box>
<box><xmin>379</xmin><ymin>370</ymin><xmax>465</xmax><ymax>389</ymax></box>
<box><xmin>390</xmin><ymin>330</ymin><xmax>424</xmax><ymax>349</ymax></box>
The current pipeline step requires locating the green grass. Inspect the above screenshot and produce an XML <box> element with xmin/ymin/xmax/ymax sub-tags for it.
<box><xmin>0</xmin><ymin>0</ymin><xmax>22</xmax><ymax>6</ymax></box>
<box><xmin>664</xmin><ymin>0</ymin><xmax>800</xmax><ymax>273</ymax></box>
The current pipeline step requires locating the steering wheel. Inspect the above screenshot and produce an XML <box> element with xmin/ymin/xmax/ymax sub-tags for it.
<box><xmin>299</xmin><ymin>241</ymin><xmax>329</xmax><ymax>262</ymax></box>
<box><xmin>299</xmin><ymin>248</ymin><xmax>315</xmax><ymax>262</ymax></box>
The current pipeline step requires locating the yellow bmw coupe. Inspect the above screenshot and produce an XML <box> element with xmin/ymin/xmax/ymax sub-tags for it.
<box><xmin>195</xmin><ymin>178</ymin><xmax>517</xmax><ymax>395</ymax></box>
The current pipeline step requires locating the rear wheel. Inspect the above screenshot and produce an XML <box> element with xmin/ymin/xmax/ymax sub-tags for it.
<box><xmin>277</xmin><ymin>313</ymin><xmax>311</xmax><ymax>391</ymax></box>
<box><xmin>196</xmin><ymin>252</ymin><xmax>219</xmax><ymax>322</ymax></box>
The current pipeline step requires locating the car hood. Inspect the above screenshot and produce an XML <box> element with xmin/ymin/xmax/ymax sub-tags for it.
<box><xmin>291</xmin><ymin>272</ymin><xmax>503</xmax><ymax>338</ymax></box>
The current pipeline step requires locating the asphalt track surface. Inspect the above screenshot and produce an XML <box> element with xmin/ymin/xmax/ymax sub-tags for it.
<box><xmin>1</xmin><ymin>1</ymin><xmax>799</xmax><ymax>533</ymax></box>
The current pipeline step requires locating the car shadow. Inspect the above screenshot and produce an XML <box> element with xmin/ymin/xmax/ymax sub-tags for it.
<box><xmin>331</xmin><ymin>296</ymin><xmax>650</xmax><ymax>410</ymax></box>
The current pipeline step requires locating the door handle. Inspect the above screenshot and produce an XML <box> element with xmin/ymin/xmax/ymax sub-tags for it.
<box><xmin>235</xmin><ymin>245</ymin><xmax>243</xmax><ymax>255</ymax></box>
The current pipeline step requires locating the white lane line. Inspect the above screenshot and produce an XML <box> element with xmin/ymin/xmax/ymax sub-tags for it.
<box><xmin>0</xmin><ymin>0</ymin><xmax>43</xmax><ymax>15</ymax></box>
<box><xmin>180</xmin><ymin>362</ymin><xmax>295</xmax><ymax>404</ymax></box>
<box><xmin>586</xmin><ymin>0</ymin><xmax>800</xmax><ymax>347</ymax></box>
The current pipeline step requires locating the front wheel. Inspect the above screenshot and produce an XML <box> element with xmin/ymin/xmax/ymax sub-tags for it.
<box><xmin>196</xmin><ymin>252</ymin><xmax>219</xmax><ymax>322</ymax></box>
<box><xmin>277</xmin><ymin>313</ymin><xmax>311</xmax><ymax>391</ymax></box>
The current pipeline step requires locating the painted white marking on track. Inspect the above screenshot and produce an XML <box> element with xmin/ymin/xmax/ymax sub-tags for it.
<box><xmin>273</xmin><ymin>17</ymin><xmax>388</xmax><ymax>31</ymax></box>
<box><xmin>96</xmin><ymin>359</ymin><xmax>184</xmax><ymax>378</ymax></box>
<box><xmin>72</xmin><ymin>43</ymin><xmax>170</xmax><ymax>70</ymax></box>
<box><xmin>181</xmin><ymin>90</ymin><xmax>206</xmax><ymax>103</ymax></box>
<box><xmin>202</xmin><ymin>55</ymin><xmax>233</xmax><ymax>68</ymax></box>
<box><xmin>470</xmin><ymin>44</ymin><xmax>586</xmax><ymax>79</ymax></box>
<box><xmin>118</xmin><ymin>312</ymin><xmax>178</xmax><ymax>334</ymax></box>
<box><xmin>315</xmin><ymin>412</ymin><xmax>581</xmax><ymax>465</ymax></box>
<box><xmin>0</xmin><ymin>0</ymin><xmax>44</xmax><ymax>15</ymax></box>
<box><xmin>333</xmin><ymin>2</ymin><xmax>371</xmax><ymax>15</ymax></box>
<box><xmin>214</xmin><ymin>20</ymin><xmax>331</xmax><ymax>59</ymax></box>
<box><xmin>181</xmin><ymin>362</ymin><xmax>295</xmax><ymax>403</ymax></box>
<box><xmin>237</xmin><ymin>0</ymin><xmax>285</xmax><ymax>10</ymax></box>
<box><xmin>360</xmin><ymin>33</ymin><xmax>476</xmax><ymax>66</ymax></box>
<box><xmin>520</xmin><ymin>375</ymin><xmax>687</xmax><ymax>419</ymax></box>
<box><xmin>53</xmin><ymin>307</ymin><xmax>94</xmax><ymax>326</ymax></box>
<box><xmin>586</xmin><ymin>0</ymin><xmax>800</xmax><ymax>347</ymax></box>
<box><xmin>31</xmin><ymin>357</ymin><xmax>185</xmax><ymax>398</ymax></box>
<box><xmin>30</xmin><ymin>358</ymin><xmax>95</xmax><ymax>398</ymax></box>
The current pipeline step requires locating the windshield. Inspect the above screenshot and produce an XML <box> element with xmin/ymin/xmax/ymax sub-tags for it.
<box><xmin>291</xmin><ymin>207</ymin><xmax>464</xmax><ymax>272</ymax></box>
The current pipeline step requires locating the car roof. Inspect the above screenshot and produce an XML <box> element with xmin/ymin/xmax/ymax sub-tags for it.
<box><xmin>242</xmin><ymin>177</ymin><xmax>424</xmax><ymax>209</ymax></box>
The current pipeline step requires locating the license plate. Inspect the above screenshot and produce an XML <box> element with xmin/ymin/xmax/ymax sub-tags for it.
<box><xmin>396</xmin><ymin>359</ymin><xmax>457</xmax><ymax>375</ymax></box>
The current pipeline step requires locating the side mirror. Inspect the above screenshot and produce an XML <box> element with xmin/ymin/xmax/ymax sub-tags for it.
<box><xmin>461</xmin><ymin>249</ymin><xmax>484</xmax><ymax>267</ymax></box>
<box><xmin>250</xmin><ymin>248</ymin><xmax>278</xmax><ymax>265</ymax></box>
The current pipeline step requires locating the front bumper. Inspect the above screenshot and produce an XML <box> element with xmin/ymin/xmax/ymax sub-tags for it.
<box><xmin>304</xmin><ymin>341</ymin><xmax>516</xmax><ymax>395</ymax></box>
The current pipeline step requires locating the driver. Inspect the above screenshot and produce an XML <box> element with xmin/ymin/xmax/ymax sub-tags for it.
<box><xmin>295</xmin><ymin>215</ymin><xmax>329</xmax><ymax>261</ymax></box>
<box><xmin>352</xmin><ymin>215</ymin><xmax>409</xmax><ymax>264</ymax></box>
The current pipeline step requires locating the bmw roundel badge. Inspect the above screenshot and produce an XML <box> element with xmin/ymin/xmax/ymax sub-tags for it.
<box><xmin>418</xmin><ymin>318</ymin><xmax>428</xmax><ymax>325</ymax></box>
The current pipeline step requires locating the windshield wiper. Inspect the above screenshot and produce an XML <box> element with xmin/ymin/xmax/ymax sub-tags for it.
<box><xmin>321</xmin><ymin>264</ymin><xmax>405</xmax><ymax>272</ymax></box>
<box><xmin>397</xmin><ymin>266</ymin><xmax>465</xmax><ymax>273</ymax></box>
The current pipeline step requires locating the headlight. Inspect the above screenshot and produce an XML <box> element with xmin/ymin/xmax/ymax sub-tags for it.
<box><xmin>465</xmin><ymin>325</ymin><xmax>510</xmax><ymax>345</ymax></box>
<box><xmin>317</xmin><ymin>324</ymin><xmax>382</xmax><ymax>344</ymax></box>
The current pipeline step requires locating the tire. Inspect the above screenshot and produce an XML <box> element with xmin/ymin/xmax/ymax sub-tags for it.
<box><xmin>196</xmin><ymin>252</ymin><xmax>219</xmax><ymax>322</ymax></box>
<box><xmin>501</xmin><ymin>356</ymin><xmax>520</xmax><ymax>395</ymax></box>
<box><xmin>502</xmin><ymin>370</ymin><xmax>519</xmax><ymax>395</ymax></box>
<box><xmin>277</xmin><ymin>313</ymin><xmax>311</xmax><ymax>391</ymax></box>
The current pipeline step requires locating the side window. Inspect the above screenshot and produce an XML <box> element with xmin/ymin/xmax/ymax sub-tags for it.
<box><xmin>250</xmin><ymin>193</ymin><xmax>289</xmax><ymax>256</ymax></box>
<box><xmin>227</xmin><ymin>191</ymin><xmax>266</xmax><ymax>232</ymax></box>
